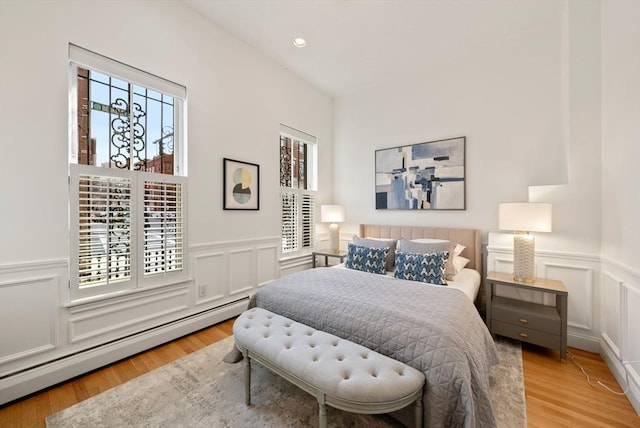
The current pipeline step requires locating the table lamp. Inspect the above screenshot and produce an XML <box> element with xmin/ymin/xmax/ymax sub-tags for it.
<box><xmin>320</xmin><ymin>205</ymin><xmax>345</xmax><ymax>254</ymax></box>
<box><xmin>499</xmin><ymin>202</ymin><xmax>552</xmax><ymax>283</ymax></box>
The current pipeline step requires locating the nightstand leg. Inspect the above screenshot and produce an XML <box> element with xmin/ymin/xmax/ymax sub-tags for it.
<box><xmin>559</xmin><ymin>294</ymin><xmax>568</xmax><ymax>360</ymax></box>
<box><xmin>485</xmin><ymin>281</ymin><xmax>493</xmax><ymax>330</ymax></box>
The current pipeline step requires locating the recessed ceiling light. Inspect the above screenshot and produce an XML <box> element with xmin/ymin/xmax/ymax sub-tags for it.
<box><xmin>293</xmin><ymin>38</ymin><xmax>306</xmax><ymax>48</ymax></box>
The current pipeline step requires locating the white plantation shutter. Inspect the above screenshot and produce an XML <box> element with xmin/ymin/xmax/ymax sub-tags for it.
<box><xmin>281</xmin><ymin>190</ymin><xmax>316</xmax><ymax>254</ymax></box>
<box><xmin>281</xmin><ymin>192</ymin><xmax>299</xmax><ymax>253</ymax></box>
<box><xmin>70</xmin><ymin>165</ymin><xmax>136</xmax><ymax>299</ymax></box>
<box><xmin>70</xmin><ymin>165</ymin><xmax>187</xmax><ymax>299</ymax></box>
<box><xmin>301</xmin><ymin>193</ymin><xmax>316</xmax><ymax>249</ymax></box>
<box><xmin>142</xmin><ymin>179</ymin><xmax>185</xmax><ymax>276</ymax></box>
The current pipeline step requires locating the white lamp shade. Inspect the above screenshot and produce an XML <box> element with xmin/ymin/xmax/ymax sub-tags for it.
<box><xmin>499</xmin><ymin>203</ymin><xmax>552</xmax><ymax>233</ymax></box>
<box><xmin>321</xmin><ymin>205</ymin><xmax>345</xmax><ymax>223</ymax></box>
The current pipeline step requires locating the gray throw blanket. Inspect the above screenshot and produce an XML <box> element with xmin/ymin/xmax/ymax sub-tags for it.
<box><xmin>253</xmin><ymin>267</ymin><xmax>499</xmax><ymax>428</ymax></box>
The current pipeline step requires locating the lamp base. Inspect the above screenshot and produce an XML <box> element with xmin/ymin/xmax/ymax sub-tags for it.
<box><xmin>513</xmin><ymin>234</ymin><xmax>535</xmax><ymax>283</ymax></box>
<box><xmin>328</xmin><ymin>223</ymin><xmax>340</xmax><ymax>254</ymax></box>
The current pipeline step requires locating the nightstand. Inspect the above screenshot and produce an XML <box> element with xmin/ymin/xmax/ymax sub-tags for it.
<box><xmin>311</xmin><ymin>250</ymin><xmax>347</xmax><ymax>268</ymax></box>
<box><xmin>486</xmin><ymin>271</ymin><xmax>568</xmax><ymax>360</ymax></box>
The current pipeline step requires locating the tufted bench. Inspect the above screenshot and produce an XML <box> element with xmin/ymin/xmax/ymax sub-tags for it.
<box><xmin>233</xmin><ymin>308</ymin><xmax>425</xmax><ymax>428</ymax></box>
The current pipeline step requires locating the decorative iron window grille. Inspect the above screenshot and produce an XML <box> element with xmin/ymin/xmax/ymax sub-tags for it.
<box><xmin>76</xmin><ymin>68</ymin><xmax>175</xmax><ymax>174</ymax></box>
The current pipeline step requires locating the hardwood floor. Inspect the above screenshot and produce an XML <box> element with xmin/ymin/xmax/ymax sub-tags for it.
<box><xmin>522</xmin><ymin>343</ymin><xmax>640</xmax><ymax>427</ymax></box>
<box><xmin>1</xmin><ymin>318</ymin><xmax>638</xmax><ymax>428</ymax></box>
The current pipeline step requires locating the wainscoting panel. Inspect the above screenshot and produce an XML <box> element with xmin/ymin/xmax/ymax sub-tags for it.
<box><xmin>257</xmin><ymin>244</ymin><xmax>279</xmax><ymax>287</ymax></box>
<box><xmin>0</xmin><ymin>275</ymin><xmax>58</xmax><ymax>366</ymax></box>
<box><xmin>622</xmin><ymin>283</ymin><xmax>640</xmax><ymax>368</ymax></box>
<box><xmin>194</xmin><ymin>252</ymin><xmax>227</xmax><ymax>303</ymax></box>
<box><xmin>229</xmin><ymin>248</ymin><xmax>255</xmax><ymax>296</ymax></box>
<box><xmin>68</xmin><ymin>285</ymin><xmax>189</xmax><ymax>344</ymax></box>
<box><xmin>601</xmin><ymin>270</ymin><xmax>623</xmax><ymax>358</ymax></box>
<box><xmin>0</xmin><ymin>260</ymin><xmax>67</xmax><ymax>379</ymax></box>
<box><xmin>543</xmin><ymin>263</ymin><xmax>593</xmax><ymax>331</ymax></box>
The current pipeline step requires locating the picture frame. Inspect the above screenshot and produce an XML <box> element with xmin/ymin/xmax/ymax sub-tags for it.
<box><xmin>375</xmin><ymin>136</ymin><xmax>466</xmax><ymax>210</ymax></box>
<box><xmin>223</xmin><ymin>158</ymin><xmax>260</xmax><ymax>210</ymax></box>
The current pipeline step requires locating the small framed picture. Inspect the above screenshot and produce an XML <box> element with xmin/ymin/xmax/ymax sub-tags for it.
<box><xmin>223</xmin><ymin>158</ymin><xmax>260</xmax><ymax>210</ymax></box>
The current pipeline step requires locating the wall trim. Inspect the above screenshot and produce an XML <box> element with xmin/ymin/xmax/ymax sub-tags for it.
<box><xmin>568</xmin><ymin>332</ymin><xmax>600</xmax><ymax>353</ymax></box>
<box><xmin>487</xmin><ymin>245</ymin><xmax>600</xmax><ymax>263</ymax></box>
<box><xmin>0</xmin><ymin>259</ymin><xmax>68</xmax><ymax>273</ymax></box>
<box><xmin>601</xmin><ymin>337</ymin><xmax>640</xmax><ymax>416</ymax></box>
<box><xmin>190</xmin><ymin>236</ymin><xmax>281</xmax><ymax>251</ymax></box>
<box><xmin>602</xmin><ymin>256</ymin><xmax>640</xmax><ymax>282</ymax></box>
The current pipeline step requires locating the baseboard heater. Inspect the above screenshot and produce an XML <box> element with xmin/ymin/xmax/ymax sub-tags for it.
<box><xmin>0</xmin><ymin>296</ymin><xmax>249</xmax><ymax>405</ymax></box>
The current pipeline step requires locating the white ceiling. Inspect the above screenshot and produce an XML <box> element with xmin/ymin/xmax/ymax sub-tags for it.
<box><xmin>182</xmin><ymin>0</ymin><xmax>560</xmax><ymax>98</ymax></box>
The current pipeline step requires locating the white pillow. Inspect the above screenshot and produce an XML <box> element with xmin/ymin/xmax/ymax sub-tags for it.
<box><xmin>452</xmin><ymin>256</ymin><xmax>470</xmax><ymax>273</ymax></box>
<box><xmin>453</xmin><ymin>244</ymin><xmax>466</xmax><ymax>256</ymax></box>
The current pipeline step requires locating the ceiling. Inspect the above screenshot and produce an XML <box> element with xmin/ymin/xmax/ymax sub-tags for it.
<box><xmin>182</xmin><ymin>0</ymin><xmax>559</xmax><ymax>98</ymax></box>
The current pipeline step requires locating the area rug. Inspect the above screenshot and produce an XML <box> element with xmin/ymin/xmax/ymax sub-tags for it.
<box><xmin>46</xmin><ymin>336</ymin><xmax>525</xmax><ymax>427</ymax></box>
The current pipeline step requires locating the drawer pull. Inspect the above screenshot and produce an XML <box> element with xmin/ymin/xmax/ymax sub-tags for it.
<box><xmin>519</xmin><ymin>318</ymin><xmax>528</xmax><ymax>324</ymax></box>
<box><xmin>519</xmin><ymin>333</ymin><xmax>528</xmax><ymax>338</ymax></box>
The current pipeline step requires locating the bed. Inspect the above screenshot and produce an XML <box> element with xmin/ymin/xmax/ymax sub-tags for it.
<box><xmin>251</xmin><ymin>225</ymin><xmax>499</xmax><ymax>427</ymax></box>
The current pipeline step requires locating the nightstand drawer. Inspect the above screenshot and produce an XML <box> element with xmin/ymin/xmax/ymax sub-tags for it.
<box><xmin>491</xmin><ymin>320</ymin><xmax>562</xmax><ymax>349</ymax></box>
<box><xmin>491</xmin><ymin>296</ymin><xmax>561</xmax><ymax>334</ymax></box>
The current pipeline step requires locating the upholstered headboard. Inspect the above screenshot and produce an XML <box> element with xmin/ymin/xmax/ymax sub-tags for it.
<box><xmin>358</xmin><ymin>224</ymin><xmax>482</xmax><ymax>276</ymax></box>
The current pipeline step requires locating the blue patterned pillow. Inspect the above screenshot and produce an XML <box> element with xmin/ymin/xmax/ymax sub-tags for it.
<box><xmin>394</xmin><ymin>251</ymin><xmax>449</xmax><ymax>285</ymax></box>
<box><xmin>345</xmin><ymin>243</ymin><xmax>389</xmax><ymax>275</ymax></box>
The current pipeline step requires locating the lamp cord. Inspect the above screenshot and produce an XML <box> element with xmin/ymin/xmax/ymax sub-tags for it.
<box><xmin>568</xmin><ymin>350</ymin><xmax>639</xmax><ymax>396</ymax></box>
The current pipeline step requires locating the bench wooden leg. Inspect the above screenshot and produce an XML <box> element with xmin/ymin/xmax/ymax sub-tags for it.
<box><xmin>415</xmin><ymin>390</ymin><xmax>423</xmax><ymax>428</ymax></box>
<box><xmin>317</xmin><ymin>392</ymin><xmax>327</xmax><ymax>428</ymax></box>
<box><xmin>244</xmin><ymin>351</ymin><xmax>251</xmax><ymax>405</ymax></box>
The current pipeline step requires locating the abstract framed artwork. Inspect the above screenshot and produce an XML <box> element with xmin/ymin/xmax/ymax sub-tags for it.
<box><xmin>375</xmin><ymin>136</ymin><xmax>466</xmax><ymax>210</ymax></box>
<box><xmin>223</xmin><ymin>158</ymin><xmax>260</xmax><ymax>210</ymax></box>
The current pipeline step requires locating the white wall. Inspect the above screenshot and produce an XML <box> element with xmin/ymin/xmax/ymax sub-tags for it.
<box><xmin>0</xmin><ymin>0</ymin><xmax>332</xmax><ymax>403</ymax></box>
<box><xmin>335</xmin><ymin>0</ymin><xmax>604</xmax><ymax>261</ymax></box>
<box><xmin>600</xmin><ymin>0</ymin><xmax>640</xmax><ymax>414</ymax></box>
<box><xmin>601</xmin><ymin>1</ymin><xmax>640</xmax><ymax>272</ymax></box>
<box><xmin>334</xmin><ymin>2</ymin><xmax>602</xmax><ymax>258</ymax></box>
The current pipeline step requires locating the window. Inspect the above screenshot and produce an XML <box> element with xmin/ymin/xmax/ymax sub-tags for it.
<box><xmin>68</xmin><ymin>45</ymin><xmax>187</xmax><ymax>301</ymax></box>
<box><xmin>280</xmin><ymin>125</ymin><xmax>317</xmax><ymax>255</ymax></box>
